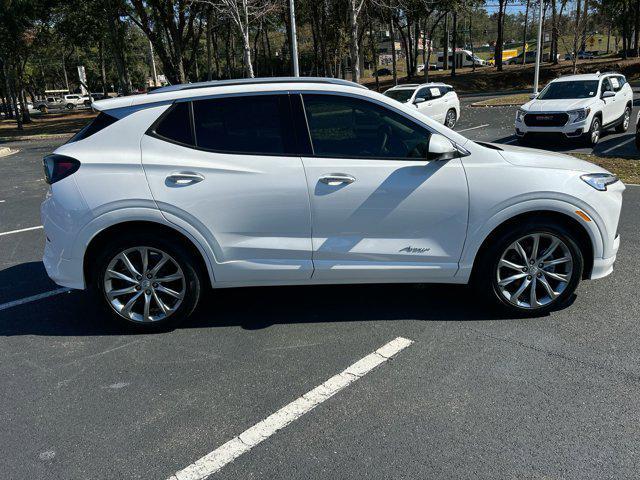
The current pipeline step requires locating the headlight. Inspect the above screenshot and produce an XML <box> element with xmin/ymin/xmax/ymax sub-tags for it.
<box><xmin>516</xmin><ymin>109</ymin><xmax>526</xmax><ymax>123</ymax></box>
<box><xmin>568</xmin><ymin>108</ymin><xmax>590</xmax><ymax>123</ymax></box>
<box><xmin>580</xmin><ymin>173</ymin><xmax>619</xmax><ymax>191</ymax></box>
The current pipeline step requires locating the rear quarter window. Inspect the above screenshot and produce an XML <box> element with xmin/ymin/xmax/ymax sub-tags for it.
<box><xmin>67</xmin><ymin>112</ymin><xmax>118</xmax><ymax>144</ymax></box>
<box><xmin>151</xmin><ymin>102</ymin><xmax>194</xmax><ymax>146</ymax></box>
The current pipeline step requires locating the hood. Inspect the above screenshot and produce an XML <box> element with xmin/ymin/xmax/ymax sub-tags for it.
<box><xmin>522</xmin><ymin>97</ymin><xmax>595</xmax><ymax>112</ymax></box>
<box><xmin>489</xmin><ymin>143</ymin><xmax>609</xmax><ymax>174</ymax></box>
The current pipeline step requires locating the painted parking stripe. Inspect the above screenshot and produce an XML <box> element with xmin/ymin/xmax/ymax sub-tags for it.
<box><xmin>0</xmin><ymin>225</ymin><xmax>43</xmax><ymax>237</ymax></box>
<box><xmin>0</xmin><ymin>288</ymin><xmax>71</xmax><ymax>312</ymax></box>
<box><xmin>602</xmin><ymin>137</ymin><xmax>635</xmax><ymax>154</ymax></box>
<box><xmin>457</xmin><ymin>123</ymin><xmax>489</xmax><ymax>133</ymax></box>
<box><xmin>167</xmin><ymin>336</ymin><xmax>414</xmax><ymax>480</ymax></box>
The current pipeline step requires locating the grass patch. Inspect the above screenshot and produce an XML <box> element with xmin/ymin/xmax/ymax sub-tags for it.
<box><xmin>572</xmin><ymin>153</ymin><xmax>640</xmax><ymax>184</ymax></box>
<box><xmin>472</xmin><ymin>93</ymin><xmax>532</xmax><ymax>106</ymax></box>
<box><xmin>0</xmin><ymin>110</ymin><xmax>96</xmax><ymax>141</ymax></box>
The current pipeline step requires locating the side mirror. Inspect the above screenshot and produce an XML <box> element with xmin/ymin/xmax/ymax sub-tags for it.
<box><xmin>413</xmin><ymin>97</ymin><xmax>427</xmax><ymax>105</ymax></box>
<box><xmin>602</xmin><ymin>90</ymin><xmax>615</xmax><ymax>99</ymax></box>
<box><xmin>427</xmin><ymin>134</ymin><xmax>460</xmax><ymax>161</ymax></box>
<box><xmin>529</xmin><ymin>92</ymin><xmax>538</xmax><ymax>99</ymax></box>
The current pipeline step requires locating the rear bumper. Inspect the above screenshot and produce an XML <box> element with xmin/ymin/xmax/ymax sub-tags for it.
<box><xmin>590</xmin><ymin>234</ymin><xmax>620</xmax><ymax>280</ymax></box>
<box><xmin>43</xmin><ymin>238</ymin><xmax>84</xmax><ymax>289</ymax></box>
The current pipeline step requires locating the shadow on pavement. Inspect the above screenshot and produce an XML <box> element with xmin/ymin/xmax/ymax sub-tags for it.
<box><xmin>0</xmin><ymin>261</ymin><xmax>575</xmax><ymax>337</ymax></box>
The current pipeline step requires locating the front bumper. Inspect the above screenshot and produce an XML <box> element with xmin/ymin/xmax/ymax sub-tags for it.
<box><xmin>590</xmin><ymin>233</ymin><xmax>620</xmax><ymax>280</ymax></box>
<box><xmin>515</xmin><ymin>118</ymin><xmax>589</xmax><ymax>138</ymax></box>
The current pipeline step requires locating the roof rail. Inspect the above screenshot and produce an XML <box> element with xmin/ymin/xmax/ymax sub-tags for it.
<box><xmin>148</xmin><ymin>76</ymin><xmax>368</xmax><ymax>94</ymax></box>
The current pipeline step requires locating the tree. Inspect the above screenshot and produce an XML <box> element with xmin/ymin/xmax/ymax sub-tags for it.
<box><xmin>494</xmin><ymin>0</ymin><xmax>507</xmax><ymax>71</ymax></box>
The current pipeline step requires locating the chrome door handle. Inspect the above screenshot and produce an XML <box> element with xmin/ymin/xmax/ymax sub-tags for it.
<box><xmin>319</xmin><ymin>174</ymin><xmax>356</xmax><ymax>186</ymax></box>
<box><xmin>165</xmin><ymin>172</ymin><xmax>204</xmax><ymax>186</ymax></box>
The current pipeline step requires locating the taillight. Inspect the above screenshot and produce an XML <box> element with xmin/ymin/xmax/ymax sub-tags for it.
<box><xmin>43</xmin><ymin>154</ymin><xmax>80</xmax><ymax>184</ymax></box>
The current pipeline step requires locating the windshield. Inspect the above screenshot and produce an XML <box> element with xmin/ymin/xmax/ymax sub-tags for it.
<box><xmin>384</xmin><ymin>89</ymin><xmax>415</xmax><ymax>103</ymax></box>
<box><xmin>537</xmin><ymin>80</ymin><xmax>599</xmax><ymax>99</ymax></box>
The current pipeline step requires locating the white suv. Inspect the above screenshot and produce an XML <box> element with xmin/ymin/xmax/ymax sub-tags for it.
<box><xmin>515</xmin><ymin>72</ymin><xmax>634</xmax><ymax>145</ymax></box>
<box><xmin>42</xmin><ymin>77</ymin><xmax>623</xmax><ymax>329</ymax></box>
<box><xmin>384</xmin><ymin>83</ymin><xmax>460</xmax><ymax>128</ymax></box>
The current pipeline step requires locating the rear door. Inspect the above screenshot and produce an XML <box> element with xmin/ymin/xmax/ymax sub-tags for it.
<box><xmin>416</xmin><ymin>86</ymin><xmax>446</xmax><ymax>122</ymax></box>
<box><xmin>141</xmin><ymin>94</ymin><xmax>313</xmax><ymax>284</ymax></box>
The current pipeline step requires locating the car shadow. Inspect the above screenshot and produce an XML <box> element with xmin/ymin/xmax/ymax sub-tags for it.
<box><xmin>0</xmin><ymin>261</ymin><xmax>575</xmax><ymax>337</ymax></box>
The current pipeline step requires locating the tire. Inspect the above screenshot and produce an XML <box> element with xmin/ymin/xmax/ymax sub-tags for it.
<box><xmin>66</xmin><ymin>103</ymin><xmax>75</xmax><ymax>110</ymax></box>
<box><xmin>91</xmin><ymin>233</ymin><xmax>202</xmax><ymax>330</ymax></box>
<box><xmin>38</xmin><ymin>106</ymin><xmax>47</xmax><ymax>113</ymax></box>
<box><xmin>445</xmin><ymin>109</ymin><xmax>457</xmax><ymax>129</ymax></box>
<box><xmin>585</xmin><ymin>116</ymin><xmax>601</xmax><ymax>146</ymax></box>
<box><xmin>636</xmin><ymin>124</ymin><xmax>640</xmax><ymax>151</ymax></box>
<box><xmin>615</xmin><ymin>106</ymin><xmax>631</xmax><ymax>133</ymax></box>
<box><xmin>516</xmin><ymin>134</ymin><xmax>529</xmax><ymax>145</ymax></box>
<box><xmin>474</xmin><ymin>219</ymin><xmax>584</xmax><ymax>316</ymax></box>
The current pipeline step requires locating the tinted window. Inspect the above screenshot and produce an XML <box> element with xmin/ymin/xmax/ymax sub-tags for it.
<box><xmin>601</xmin><ymin>78</ymin><xmax>613</xmax><ymax>93</ymax></box>
<box><xmin>192</xmin><ymin>94</ymin><xmax>292</xmax><ymax>154</ymax></box>
<box><xmin>67</xmin><ymin>112</ymin><xmax>118</xmax><ymax>143</ymax></box>
<box><xmin>416</xmin><ymin>87</ymin><xmax>432</xmax><ymax>99</ymax></box>
<box><xmin>302</xmin><ymin>94</ymin><xmax>431</xmax><ymax>159</ymax></box>
<box><xmin>538</xmin><ymin>80</ymin><xmax>599</xmax><ymax>99</ymax></box>
<box><xmin>384</xmin><ymin>89</ymin><xmax>415</xmax><ymax>103</ymax></box>
<box><xmin>154</xmin><ymin>102</ymin><xmax>193</xmax><ymax>145</ymax></box>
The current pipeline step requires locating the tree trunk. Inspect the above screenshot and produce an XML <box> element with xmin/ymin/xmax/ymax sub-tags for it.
<box><xmin>390</xmin><ymin>16</ymin><xmax>398</xmax><ymax>85</ymax></box>
<box><xmin>99</xmin><ymin>39</ymin><xmax>107</xmax><ymax>94</ymax></box>
<box><xmin>572</xmin><ymin>0</ymin><xmax>581</xmax><ymax>72</ymax></box>
<box><xmin>522</xmin><ymin>0</ymin><xmax>530</xmax><ymax>65</ymax></box>
<box><xmin>495</xmin><ymin>0</ymin><xmax>505</xmax><ymax>71</ymax></box>
<box><xmin>206</xmin><ymin>12</ymin><xmax>213</xmax><ymax>81</ymax></box>
<box><xmin>348</xmin><ymin>0</ymin><xmax>360</xmax><ymax>82</ymax></box>
<box><xmin>443</xmin><ymin>13</ymin><xmax>449</xmax><ymax>70</ymax></box>
<box><xmin>551</xmin><ymin>0</ymin><xmax>558</xmax><ymax>64</ymax></box>
<box><xmin>451</xmin><ymin>12</ymin><xmax>457</xmax><ymax>76</ymax></box>
<box><xmin>369</xmin><ymin>22</ymin><xmax>379</xmax><ymax>91</ymax></box>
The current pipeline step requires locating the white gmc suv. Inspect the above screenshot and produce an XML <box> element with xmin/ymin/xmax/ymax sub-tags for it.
<box><xmin>384</xmin><ymin>83</ymin><xmax>460</xmax><ymax>128</ymax></box>
<box><xmin>515</xmin><ymin>72</ymin><xmax>634</xmax><ymax>146</ymax></box>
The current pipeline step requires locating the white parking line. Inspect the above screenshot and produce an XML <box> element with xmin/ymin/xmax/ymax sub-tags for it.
<box><xmin>0</xmin><ymin>288</ymin><xmax>71</xmax><ymax>312</ymax></box>
<box><xmin>167</xmin><ymin>336</ymin><xmax>414</xmax><ymax>480</ymax></box>
<box><xmin>457</xmin><ymin>123</ymin><xmax>490</xmax><ymax>133</ymax></box>
<box><xmin>602</xmin><ymin>137</ymin><xmax>635</xmax><ymax>154</ymax></box>
<box><xmin>0</xmin><ymin>225</ymin><xmax>43</xmax><ymax>237</ymax></box>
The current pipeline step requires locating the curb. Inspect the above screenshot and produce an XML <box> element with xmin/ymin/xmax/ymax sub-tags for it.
<box><xmin>0</xmin><ymin>133</ymin><xmax>73</xmax><ymax>143</ymax></box>
<box><xmin>470</xmin><ymin>102</ymin><xmax>524</xmax><ymax>107</ymax></box>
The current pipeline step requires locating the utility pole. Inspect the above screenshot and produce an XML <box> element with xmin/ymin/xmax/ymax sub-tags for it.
<box><xmin>451</xmin><ymin>12</ymin><xmax>457</xmax><ymax>77</ymax></box>
<box><xmin>289</xmin><ymin>0</ymin><xmax>299</xmax><ymax>76</ymax></box>
<box><xmin>533</xmin><ymin>0</ymin><xmax>545</xmax><ymax>93</ymax></box>
<box><xmin>149</xmin><ymin>40</ymin><xmax>158</xmax><ymax>86</ymax></box>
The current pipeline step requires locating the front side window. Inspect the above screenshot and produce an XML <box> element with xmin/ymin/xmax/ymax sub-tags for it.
<box><xmin>192</xmin><ymin>94</ymin><xmax>293</xmax><ymax>155</ymax></box>
<box><xmin>601</xmin><ymin>78</ymin><xmax>613</xmax><ymax>93</ymax></box>
<box><xmin>302</xmin><ymin>94</ymin><xmax>431</xmax><ymax>160</ymax></box>
<box><xmin>537</xmin><ymin>80</ymin><xmax>599</xmax><ymax>99</ymax></box>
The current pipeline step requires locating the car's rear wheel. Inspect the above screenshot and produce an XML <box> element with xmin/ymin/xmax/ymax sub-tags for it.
<box><xmin>585</xmin><ymin>116</ymin><xmax>601</xmax><ymax>146</ymax></box>
<box><xmin>445</xmin><ymin>109</ymin><xmax>457</xmax><ymax>128</ymax></box>
<box><xmin>92</xmin><ymin>235</ymin><xmax>202</xmax><ymax>329</ymax></box>
<box><xmin>66</xmin><ymin>103</ymin><xmax>75</xmax><ymax>110</ymax></box>
<box><xmin>475</xmin><ymin>220</ymin><xmax>584</xmax><ymax>315</ymax></box>
<box><xmin>615</xmin><ymin>106</ymin><xmax>631</xmax><ymax>133</ymax></box>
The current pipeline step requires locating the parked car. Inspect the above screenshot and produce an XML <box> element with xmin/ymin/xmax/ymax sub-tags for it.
<box><xmin>506</xmin><ymin>51</ymin><xmax>558</xmax><ymax>65</ymax></box>
<box><xmin>565</xmin><ymin>51</ymin><xmax>595</xmax><ymax>60</ymax></box>
<box><xmin>42</xmin><ymin>77</ymin><xmax>624</xmax><ymax>329</ymax></box>
<box><xmin>63</xmin><ymin>94</ymin><xmax>91</xmax><ymax>109</ymax></box>
<box><xmin>384</xmin><ymin>82</ymin><xmax>460</xmax><ymax>128</ymax></box>
<box><xmin>515</xmin><ymin>72</ymin><xmax>633</xmax><ymax>145</ymax></box>
<box><xmin>374</xmin><ymin>68</ymin><xmax>392</xmax><ymax>76</ymax></box>
<box><xmin>34</xmin><ymin>96</ymin><xmax>63</xmax><ymax>112</ymax></box>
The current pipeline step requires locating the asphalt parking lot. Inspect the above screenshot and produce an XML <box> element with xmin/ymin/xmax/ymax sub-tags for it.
<box><xmin>1</xmin><ymin>101</ymin><xmax>640</xmax><ymax>479</ymax></box>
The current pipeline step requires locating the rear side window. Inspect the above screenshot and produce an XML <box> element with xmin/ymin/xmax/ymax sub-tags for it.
<box><xmin>192</xmin><ymin>94</ymin><xmax>294</xmax><ymax>155</ymax></box>
<box><xmin>67</xmin><ymin>112</ymin><xmax>118</xmax><ymax>143</ymax></box>
<box><xmin>154</xmin><ymin>102</ymin><xmax>193</xmax><ymax>145</ymax></box>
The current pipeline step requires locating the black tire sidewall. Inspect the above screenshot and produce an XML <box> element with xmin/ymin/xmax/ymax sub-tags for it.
<box><xmin>91</xmin><ymin>234</ymin><xmax>202</xmax><ymax>329</ymax></box>
<box><xmin>446</xmin><ymin>109</ymin><xmax>456</xmax><ymax>128</ymax></box>
<box><xmin>616</xmin><ymin>107</ymin><xmax>630</xmax><ymax>133</ymax></box>
<box><xmin>587</xmin><ymin>117</ymin><xmax>601</xmax><ymax>146</ymax></box>
<box><xmin>476</xmin><ymin>220</ymin><xmax>584</xmax><ymax>315</ymax></box>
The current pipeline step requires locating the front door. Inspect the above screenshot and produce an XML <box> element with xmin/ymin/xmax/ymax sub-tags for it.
<box><xmin>298</xmin><ymin>93</ymin><xmax>469</xmax><ymax>282</ymax></box>
<box><xmin>141</xmin><ymin>94</ymin><xmax>313</xmax><ymax>283</ymax></box>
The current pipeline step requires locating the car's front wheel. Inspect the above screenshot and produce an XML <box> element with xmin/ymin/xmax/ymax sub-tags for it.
<box><xmin>615</xmin><ymin>106</ymin><xmax>631</xmax><ymax>133</ymax></box>
<box><xmin>92</xmin><ymin>235</ymin><xmax>202</xmax><ymax>329</ymax></box>
<box><xmin>585</xmin><ymin>116</ymin><xmax>601</xmax><ymax>146</ymax></box>
<box><xmin>475</xmin><ymin>220</ymin><xmax>584</xmax><ymax>315</ymax></box>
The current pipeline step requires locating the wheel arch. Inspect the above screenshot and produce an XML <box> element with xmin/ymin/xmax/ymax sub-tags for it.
<box><xmin>469</xmin><ymin>210</ymin><xmax>595</xmax><ymax>282</ymax></box>
<box><xmin>83</xmin><ymin>220</ymin><xmax>213</xmax><ymax>289</ymax></box>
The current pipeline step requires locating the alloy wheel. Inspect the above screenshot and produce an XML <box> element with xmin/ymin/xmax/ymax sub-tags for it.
<box><xmin>623</xmin><ymin>109</ymin><xmax>630</xmax><ymax>130</ymax></box>
<box><xmin>446</xmin><ymin>110</ymin><xmax>456</xmax><ymax>128</ymax></box>
<box><xmin>591</xmin><ymin>119</ymin><xmax>600</xmax><ymax>144</ymax></box>
<box><xmin>103</xmin><ymin>246</ymin><xmax>186</xmax><ymax>323</ymax></box>
<box><xmin>496</xmin><ymin>233</ymin><xmax>573</xmax><ymax>309</ymax></box>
